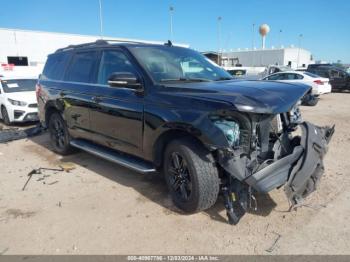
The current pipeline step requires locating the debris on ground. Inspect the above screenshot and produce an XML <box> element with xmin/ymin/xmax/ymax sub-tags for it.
<box><xmin>22</xmin><ymin>167</ymin><xmax>66</xmax><ymax>191</ymax></box>
<box><xmin>0</xmin><ymin>124</ymin><xmax>43</xmax><ymax>143</ymax></box>
<box><xmin>59</xmin><ymin>162</ymin><xmax>76</xmax><ymax>172</ymax></box>
<box><xmin>265</xmin><ymin>232</ymin><xmax>282</xmax><ymax>253</ymax></box>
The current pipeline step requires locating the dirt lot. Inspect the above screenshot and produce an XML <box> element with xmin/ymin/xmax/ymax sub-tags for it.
<box><xmin>0</xmin><ymin>93</ymin><xmax>349</xmax><ymax>255</ymax></box>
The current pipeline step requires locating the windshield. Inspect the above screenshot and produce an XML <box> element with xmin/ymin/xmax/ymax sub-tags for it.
<box><xmin>1</xmin><ymin>79</ymin><xmax>36</xmax><ymax>93</ymax></box>
<box><xmin>129</xmin><ymin>46</ymin><xmax>232</xmax><ymax>83</ymax></box>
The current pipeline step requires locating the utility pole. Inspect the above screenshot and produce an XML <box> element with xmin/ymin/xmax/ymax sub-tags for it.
<box><xmin>169</xmin><ymin>6</ymin><xmax>174</xmax><ymax>41</ymax></box>
<box><xmin>297</xmin><ymin>33</ymin><xmax>303</xmax><ymax>67</ymax></box>
<box><xmin>98</xmin><ymin>0</ymin><xmax>103</xmax><ymax>39</ymax></box>
<box><xmin>217</xmin><ymin>16</ymin><xmax>222</xmax><ymax>65</ymax></box>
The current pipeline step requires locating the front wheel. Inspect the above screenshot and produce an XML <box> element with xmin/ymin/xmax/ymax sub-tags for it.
<box><xmin>163</xmin><ymin>138</ymin><xmax>220</xmax><ymax>213</ymax></box>
<box><xmin>1</xmin><ymin>107</ymin><xmax>11</xmax><ymax>125</ymax></box>
<box><xmin>48</xmin><ymin>112</ymin><xmax>73</xmax><ymax>155</ymax></box>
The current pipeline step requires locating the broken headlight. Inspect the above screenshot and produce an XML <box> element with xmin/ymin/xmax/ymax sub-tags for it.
<box><xmin>211</xmin><ymin>116</ymin><xmax>240</xmax><ymax>147</ymax></box>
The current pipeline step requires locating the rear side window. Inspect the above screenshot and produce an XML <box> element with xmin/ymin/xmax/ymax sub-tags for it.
<box><xmin>65</xmin><ymin>51</ymin><xmax>98</xmax><ymax>83</ymax></box>
<box><xmin>284</xmin><ymin>73</ymin><xmax>303</xmax><ymax>80</ymax></box>
<box><xmin>42</xmin><ymin>52</ymin><xmax>71</xmax><ymax>80</ymax></box>
<box><xmin>266</xmin><ymin>73</ymin><xmax>283</xmax><ymax>80</ymax></box>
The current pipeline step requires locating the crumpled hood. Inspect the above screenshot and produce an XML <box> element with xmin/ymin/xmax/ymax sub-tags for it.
<box><xmin>162</xmin><ymin>80</ymin><xmax>311</xmax><ymax>114</ymax></box>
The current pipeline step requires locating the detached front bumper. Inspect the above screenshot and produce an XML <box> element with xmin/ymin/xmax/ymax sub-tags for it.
<box><xmin>245</xmin><ymin>122</ymin><xmax>334</xmax><ymax>204</ymax></box>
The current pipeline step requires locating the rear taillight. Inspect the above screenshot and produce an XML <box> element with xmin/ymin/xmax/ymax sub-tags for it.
<box><xmin>314</xmin><ymin>80</ymin><xmax>324</xmax><ymax>85</ymax></box>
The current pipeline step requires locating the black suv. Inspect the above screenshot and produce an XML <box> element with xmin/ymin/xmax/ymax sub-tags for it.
<box><xmin>37</xmin><ymin>40</ymin><xmax>334</xmax><ymax>224</ymax></box>
<box><xmin>307</xmin><ymin>64</ymin><xmax>350</xmax><ymax>91</ymax></box>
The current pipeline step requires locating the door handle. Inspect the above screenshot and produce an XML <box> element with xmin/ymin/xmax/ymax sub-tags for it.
<box><xmin>92</xmin><ymin>96</ymin><xmax>102</xmax><ymax>103</ymax></box>
<box><xmin>71</xmin><ymin>113</ymin><xmax>81</xmax><ymax>120</ymax></box>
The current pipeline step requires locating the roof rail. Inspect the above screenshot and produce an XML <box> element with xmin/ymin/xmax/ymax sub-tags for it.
<box><xmin>99</xmin><ymin>39</ymin><xmax>150</xmax><ymax>45</ymax></box>
<box><xmin>55</xmin><ymin>38</ymin><xmax>157</xmax><ymax>53</ymax></box>
<box><xmin>55</xmin><ymin>40</ymin><xmax>107</xmax><ymax>53</ymax></box>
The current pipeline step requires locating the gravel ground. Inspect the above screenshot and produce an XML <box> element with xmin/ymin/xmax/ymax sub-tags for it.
<box><xmin>0</xmin><ymin>93</ymin><xmax>349</xmax><ymax>255</ymax></box>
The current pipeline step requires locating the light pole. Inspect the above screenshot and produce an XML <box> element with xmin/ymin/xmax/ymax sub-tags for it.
<box><xmin>252</xmin><ymin>23</ymin><xmax>255</xmax><ymax>66</ymax></box>
<box><xmin>169</xmin><ymin>6</ymin><xmax>174</xmax><ymax>41</ymax></box>
<box><xmin>252</xmin><ymin>23</ymin><xmax>255</xmax><ymax>49</ymax></box>
<box><xmin>98</xmin><ymin>0</ymin><xmax>103</xmax><ymax>39</ymax></box>
<box><xmin>217</xmin><ymin>16</ymin><xmax>222</xmax><ymax>65</ymax></box>
<box><xmin>297</xmin><ymin>33</ymin><xmax>303</xmax><ymax>67</ymax></box>
<box><xmin>279</xmin><ymin>29</ymin><xmax>282</xmax><ymax>48</ymax></box>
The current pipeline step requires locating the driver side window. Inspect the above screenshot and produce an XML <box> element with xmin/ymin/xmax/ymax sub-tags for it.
<box><xmin>97</xmin><ymin>50</ymin><xmax>136</xmax><ymax>85</ymax></box>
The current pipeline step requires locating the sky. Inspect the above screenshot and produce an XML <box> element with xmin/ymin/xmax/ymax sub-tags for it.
<box><xmin>0</xmin><ymin>0</ymin><xmax>349</xmax><ymax>63</ymax></box>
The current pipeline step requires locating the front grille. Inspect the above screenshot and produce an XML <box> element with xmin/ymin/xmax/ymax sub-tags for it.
<box><xmin>28</xmin><ymin>103</ymin><xmax>38</xmax><ymax>108</ymax></box>
<box><xmin>14</xmin><ymin>110</ymin><xmax>25</xmax><ymax>119</ymax></box>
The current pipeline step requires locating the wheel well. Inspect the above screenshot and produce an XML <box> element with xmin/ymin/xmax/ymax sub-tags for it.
<box><xmin>0</xmin><ymin>104</ymin><xmax>5</xmax><ymax>117</ymax></box>
<box><xmin>45</xmin><ymin>106</ymin><xmax>59</xmax><ymax>126</ymax></box>
<box><xmin>153</xmin><ymin>129</ymin><xmax>207</xmax><ymax>168</ymax></box>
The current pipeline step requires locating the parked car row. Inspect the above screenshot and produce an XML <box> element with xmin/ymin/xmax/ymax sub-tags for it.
<box><xmin>261</xmin><ymin>71</ymin><xmax>332</xmax><ymax>95</ymax></box>
<box><xmin>226</xmin><ymin>63</ymin><xmax>350</xmax><ymax>95</ymax></box>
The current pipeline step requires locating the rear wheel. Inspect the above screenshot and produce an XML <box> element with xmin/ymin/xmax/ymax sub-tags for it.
<box><xmin>1</xmin><ymin>106</ymin><xmax>11</xmax><ymax>125</ymax></box>
<box><xmin>163</xmin><ymin>138</ymin><xmax>220</xmax><ymax>213</ymax></box>
<box><xmin>48</xmin><ymin>112</ymin><xmax>72</xmax><ymax>155</ymax></box>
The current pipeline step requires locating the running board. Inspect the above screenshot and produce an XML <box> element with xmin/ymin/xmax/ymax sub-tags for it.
<box><xmin>70</xmin><ymin>139</ymin><xmax>156</xmax><ymax>173</ymax></box>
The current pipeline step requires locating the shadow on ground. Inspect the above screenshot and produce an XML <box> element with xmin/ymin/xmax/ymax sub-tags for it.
<box><xmin>0</xmin><ymin>120</ymin><xmax>38</xmax><ymax>130</ymax></box>
<box><xmin>29</xmin><ymin>133</ymin><xmax>277</xmax><ymax>224</ymax></box>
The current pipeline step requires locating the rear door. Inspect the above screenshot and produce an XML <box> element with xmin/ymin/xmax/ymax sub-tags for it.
<box><xmin>89</xmin><ymin>48</ymin><xmax>144</xmax><ymax>157</ymax></box>
<box><xmin>329</xmin><ymin>69</ymin><xmax>347</xmax><ymax>90</ymax></box>
<box><xmin>60</xmin><ymin>50</ymin><xmax>99</xmax><ymax>140</ymax></box>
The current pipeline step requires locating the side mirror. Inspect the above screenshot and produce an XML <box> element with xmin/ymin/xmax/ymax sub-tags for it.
<box><xmin>107</xmin><ymin>72</ymin><xmax>142</xmax><ymax>89</ymax></box>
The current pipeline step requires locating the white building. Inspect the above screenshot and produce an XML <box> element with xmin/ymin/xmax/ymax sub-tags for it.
<box><xmin>0</xmin><ymin>27</ymin><xmax>187</xmax><ymax>69</ymax></box>
<box><xmin>221</xmin><ymin>47</ymin><xmax>314</xmax><ymax>69</ymax></box>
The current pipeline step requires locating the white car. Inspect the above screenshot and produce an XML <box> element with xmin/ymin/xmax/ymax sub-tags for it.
<box><xmin>262</xmin><ymin>71</ymin><xmax>332</xmax><ymax>95</ymax></box>
<box><xmin>0</xmin><ymin>76</ymin><xmax>38</xmax><ymax>125</ymax></box>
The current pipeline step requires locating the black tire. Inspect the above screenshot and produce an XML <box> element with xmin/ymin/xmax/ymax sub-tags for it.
<box><xmin>301</xmin><ymin>94</ymin><xmax>318</xmax><ymax>106</ymax></box>
<box><xmin>163</xmin><ymin>137</ymin><xmax>220</xmax><ymax>213</ymax></box>
<box><xmin>306</xmin><ymin>96</ymin><xmax>319</xmax><ymax>106</ymax></box>
<box><xmin>1</xmin><ymin>106</ymin><xmax>11</xmax><ymax>125</ymax></box>
<box><xmin>48</xmin><ymin>112</ymin><xmax>73</xmax><ymax>155</ymax></box>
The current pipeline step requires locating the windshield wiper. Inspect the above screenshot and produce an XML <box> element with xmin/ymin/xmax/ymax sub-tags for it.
<box><xmin>160</xmin><ymin>78</ymin><xmax>212</xmax><ymax>83</ymax></box>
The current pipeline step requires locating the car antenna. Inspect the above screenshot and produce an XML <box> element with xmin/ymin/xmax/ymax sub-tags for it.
<box><xmin>165</xmin><ymin>40</ymin><xmax>173</xmax><ymax>46</ymax></box>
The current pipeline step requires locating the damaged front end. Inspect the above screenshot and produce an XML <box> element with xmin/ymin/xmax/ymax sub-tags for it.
<box><xmin>211</xmin><ymin>106</ymin><xmax>335</xmax><ymax>225</ymax></box>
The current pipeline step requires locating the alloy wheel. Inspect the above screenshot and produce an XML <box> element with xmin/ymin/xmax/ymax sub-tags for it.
<box><xmin>50</xmin><ymin>117</ymin><xmax>66</xmax><ymax>149</ymax></box>
<box><xmin>168</xmin><ymin>152</ymin><xmax>192</xmax><ymax>201</ymax></box>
